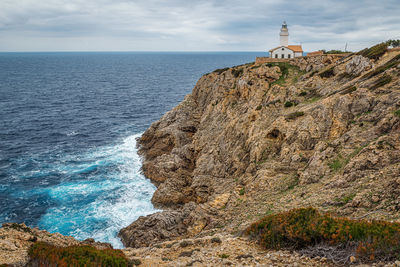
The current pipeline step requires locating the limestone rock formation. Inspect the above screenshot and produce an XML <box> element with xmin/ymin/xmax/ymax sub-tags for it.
<box><xmin>120</xmin><ymin>49</ymin><xmax>400</xmax><ymax>248</ymax></box>
<box><xmin>118</xmin><ymin>203</ymin><xmax>195</xmax><ymax>248</ymax></box>
<box><xmin>345</xmin><ymin>55</ymin><xmax>372</xmax><ymax>76</ymax></box>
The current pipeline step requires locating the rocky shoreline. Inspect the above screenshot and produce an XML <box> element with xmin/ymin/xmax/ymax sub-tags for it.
<box><xmin>1</xmin><ymin>44</ymin><xmax>400</xmax><ymax>266</ymax></box>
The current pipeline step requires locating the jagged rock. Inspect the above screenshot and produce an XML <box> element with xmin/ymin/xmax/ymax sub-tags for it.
<box><xmin>132</xmin><ymin>51</ymin><xmax>400</xmax><ymax>247</ymax></box>
<box><xmin>250</xmin><ymin>65</ymin><xmax>281</xmax><ymax>81</ymax></box>
<box><xmin>118</xmin><ymin>203</ymin><xmax>196</xmax><ymax>248</ymax></box>
<box><xmin>345</xmin><ymin>55</ymin><xmax>372</xmax><ymax>76</ymax></box>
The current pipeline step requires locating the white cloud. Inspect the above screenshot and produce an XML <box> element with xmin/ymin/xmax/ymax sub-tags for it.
<box><xmin>0</xmin><ymin>0</ymin><xmax>399</xmax><ymax>51</ymax></box>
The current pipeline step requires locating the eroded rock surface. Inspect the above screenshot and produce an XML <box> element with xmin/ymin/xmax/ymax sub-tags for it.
<box><xmin>119</xmin><ymin>204</ymin><xmax>195</xmax><ymax>248</ymax></box>
<box><xmin>345</xmin><ymin>55</ymin><xmax>373</xmax><ymax>76</ymax></box>
<box><xmin>120</xmin><ymin>50</ymin><xmax>400</xmax><ymax>249</ymax></box>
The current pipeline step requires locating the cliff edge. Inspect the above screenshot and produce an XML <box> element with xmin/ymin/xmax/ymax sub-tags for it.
<box><xmin>119</xmin><ymin>46</ymin><xmax>400</xmax><ymax>252</ymax></box>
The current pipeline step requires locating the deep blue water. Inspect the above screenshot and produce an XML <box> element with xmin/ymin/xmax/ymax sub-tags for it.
<box><xmin>0</xmin><ymin>52</ymin><xmax>264</xmax><ymax>247</ymax></box>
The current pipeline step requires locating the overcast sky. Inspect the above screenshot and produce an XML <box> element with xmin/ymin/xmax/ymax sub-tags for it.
<box><xmin>0</xmin><ymin>0</ymin><xmax>399</xmax><ymax>52</ymax></box>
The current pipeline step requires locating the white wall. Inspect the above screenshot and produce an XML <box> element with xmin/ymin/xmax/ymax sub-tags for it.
<box><xmin>271</xmin><ymin>47</ymin><xmax>294</xmax><ymax>59</ymax></box>
<box><xmin>280</xmin><ymin>34</ymin><xmax>288</xmax><ymax>46</ymax></box>
<box><xmin>294</xmin><ymin>52</ymin><xmax>303</xmax><ymax>57</ymax></box>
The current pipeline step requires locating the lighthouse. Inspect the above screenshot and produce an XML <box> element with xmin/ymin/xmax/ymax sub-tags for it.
<box><xmin>280</xmin><ymin>21</ymin><xmax>289</xmax><ymax>46</ymax></box>
<box><xmin>268</xmin><ymin>21</ymin><xmax>303</xmax><ymax>59</ymax></box>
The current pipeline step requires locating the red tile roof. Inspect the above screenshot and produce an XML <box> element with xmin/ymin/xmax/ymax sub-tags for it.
<box><xmin>287</xmin><ymin>45</ymin><xmax>303</xmax><ymax>52</ymax></box>
<box><xmin>269</xmin><ymin>45</ymin><xmax>303</xmax><ymax>53</ymax></box>
<box><xmin>307</xmin><ymin>50</ymin><xmax>324</xmax><ymax>56</ymax></box>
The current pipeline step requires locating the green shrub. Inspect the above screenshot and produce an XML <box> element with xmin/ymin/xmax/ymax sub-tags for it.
<box><xmin>324</xmin><ymin>50</ymin><xmax>348</xmax><ymax>54</ymax></box>
<box><xmin>328</xmin><ymin>155</ymin><xmax>345</xmax><ymax>172</ymax></box>
<box><xmin>256</xmin><ymin>105</ymin><xmax>262</xmax><ymax>111</ymax></box>
<box><xmin>232</xmin><ymin>68</ymin><xmax>243</xmax><ymax>78</ymax></box>
<box><xmin>5</xmin><ymin>223</ymin><xmax>32</xmax><ymax>233</ymax></box>
<box><xmin>370</xmin><ymin>74</ymin><xmax>392</xmax><ymax>90</ymax></box>
<box><xmin>213</xmin><ymin>67</ymin><xmax>230</xmax><ymax>74</ymax></box>
<box><xmin>387</xmin><ymin>39</ymin><xmax>400</xmax><ymax>47</ymax></box>
<box><xmin>219</xmin><ymin>254</ymin><xmax>229</xmax><ymax>259</ymax></box>
<box><xmin>284</xmin><ymin>101</ymin><xmax>294</xmax><ymax>108</ymax></box>
<box><xmin>239</xmin><ymin>188</ymin><xmax>245</xmax><ymax>195</ymax></box>
<box><xmin>319</xmin><ymin>67</ymin><xmax>335</xmax><ymax>78</ymax></box>
<box><xmin>286</xmin><ymin>111</ymin><xmax>304</xmax><ymax>120</ymax></box>
<box><xmin>28</xmin><ymin>242</ymin><xmax>131</xmax><ymax>267</ymax></box>
<box><xmin>299</xmin><ymin>91</ymin><xmax>307</xmax><ymax>96</ymax></box>
<box><xmin>395</xmin><ymin>110</ymin><xmax>400</xmax><ymax>117</ymax></box>
<box><xmin>267</xmin><ymin>62</ymin><xmax>295</xmax><ymax>86</ymax></box>
<box><xmin>335</xmin><ymin>192</ymin><xmax>356</xmax><ymax>206</ymax></box>
<box><xmin>358</xmin><ymin>43</ymin><xmax>388</xmax><ymax>60</ymax></box>
<box><xmin>246</xmin><ymin>207</ymin><xmax>400</xmax><ymax>262</ymax></box>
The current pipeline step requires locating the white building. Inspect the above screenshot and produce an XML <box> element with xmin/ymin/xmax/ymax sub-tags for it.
<box><xmin>269</xmin><ymin>22</ymin><xmax>303</xmax><ymax>59</ymax></box>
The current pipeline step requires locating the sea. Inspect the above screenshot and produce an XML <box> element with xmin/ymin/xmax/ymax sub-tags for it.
<box><xmin>0</xmin><ymin>51</ymin><xmax>264</xmax><ymax>248</ymax></box>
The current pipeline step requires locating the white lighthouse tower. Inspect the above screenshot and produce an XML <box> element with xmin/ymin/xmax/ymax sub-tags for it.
<box><xmin>268</xmin><ymin>21</ymin><xmax>303</xmax><ymax>59</ymax></box>
<box><xmin>279</xmin><ymin>21</ymin><xmax>289</xmax><ymax>46</ymax></box>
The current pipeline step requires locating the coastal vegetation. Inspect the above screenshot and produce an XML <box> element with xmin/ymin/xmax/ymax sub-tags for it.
<box><xmin>357</xmin><ymin>42</ymin><xmax>388</xmax><ymax>59</ymax></box>
<box><xmin>387</xmin><ymin>39</ymin><xmax>400</xmax><ymax>47</ymax></box>
<box><xmin>285</xmin><ymin>111</ymin><xmax>304</xmax><ymax>120</ymax></box>
<box><xmin>247</xmin><ymin>208</ymin><xmax>400</xmax><ymax>263</ymax></box>
<box><xmin>265</xmin><ymin>62</ymin><xmax>305</xmax><ymax>86</ymax></box>
<box><xmin>213</xmin><ymin>67</ymin><xmax>230</xmax><ymax>74</ymax></box>
<box><xmin>284</xmin><ymin>101</ymin><xmax>295</xmax><ymax>108</ymax></box>
<box><xmin>232</xmin><ymin>67</ymin><xmax>244</xmax><ymax>78</ymax></box>
<box><xmin>28</xmin><ymin>242</ymin><xmax>133</xmax><ymax>267</ymax></box>
<box><xmin>322</xmin><ymin>49</ymin><xmax>349</xmax><ymax>54</ymax></box>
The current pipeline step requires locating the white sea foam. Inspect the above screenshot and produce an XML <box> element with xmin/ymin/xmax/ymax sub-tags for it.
<box><xmin>66</xmin><ymin>131</ymin><xmax>78</xmax><ymax>136</ymax></box>
<box><xmin>39</xmin><ymin>133</ymin><xmax>158</xmax><ymax>248</ymax></box>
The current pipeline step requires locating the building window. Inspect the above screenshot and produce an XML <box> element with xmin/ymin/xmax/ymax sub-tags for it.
<box><xmin>275</xmin><ymin>54</ymin><xmax>278</xmax><ymax>58</ymax></box>
<box><xmin>281</xmin><ymin>54</ymin><xmax>284</xmax><ymax>58</ymax></box>
<box><xmin>288</xmin><ymin>54</ymin><xmax>291</xmax><ymax>58</ymax></box>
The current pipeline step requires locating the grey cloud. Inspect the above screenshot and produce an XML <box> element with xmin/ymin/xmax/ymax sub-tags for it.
<box><xmin>0</xmin><ymin>0</ymin><xmax>399</xmax><ymax>51</ymax></box>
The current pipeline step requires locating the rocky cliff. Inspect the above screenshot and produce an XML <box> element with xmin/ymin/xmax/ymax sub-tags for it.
<box><xmin>2</xmin><ymin>45</ymin><xmax>400</xmax><ymax>266</ymax></box>
<box><xmin>119</xmin><ymin>47</ymin><xmax>400</xmax><ymax>250</ymax></box>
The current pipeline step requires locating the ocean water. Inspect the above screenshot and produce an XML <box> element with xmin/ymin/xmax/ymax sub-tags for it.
<box><xmin>0</xmin><ymin>52</ymin><xmax>264</xmax><ymax>248</ymax></box>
